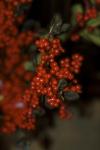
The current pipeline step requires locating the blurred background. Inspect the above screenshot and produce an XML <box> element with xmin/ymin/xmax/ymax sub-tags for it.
<box><xmin>0</xmin><ymin>0</ymin><xmax>100</xmax><ymax>150</ymax></box>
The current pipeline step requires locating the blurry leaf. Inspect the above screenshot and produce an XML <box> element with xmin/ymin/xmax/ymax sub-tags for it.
<box><xmin>49</xmin><ymin>14</ymin><xmax>70</xmax><ymax>36</ymax></box>
<box><xmin>49</xmin><ymin>14</ymin><xmax>62</xmax><ymax>35</ymax></box>
<box><xmin>80</xmin><ymin>29</ymin><xmax>100</xmax><ymax>46</ymax></box>
<box><xmin>23</xmin><ymin>61</ymin><xmax>34</xmax><ymax>71</ymax></box>
<box><xmin>71</xmin><ymin>4</ymin><xmax>84</xmax><ymax>14</ymax></box>
<box><xmin>61</xmin><ymin>23</ymin><xmax>70</xmax><ymax>32</ymax></box>
<box><xmin>93</xmin><ymin>28</ymin><xmax>100</xmax><ymax>36</ymax></box>
<box><xmin>29</xmin><ymin>45</ymin><xmax>37</xmax><ymax>52</ymax></box>
<box><xmin>71</xmin><ymin>15</ymin><xmax>77</xmax><ymax>27</ymax></box>
<box><xmin>58</xmin><ymin>79</ymin><xmax>68</xmax><ymax>91</ymax></box>
<box><xmin>64</xmin><ymin>91</ymin><xmax>80</xmax><ymax>101</ymax></box>
<box><xmin>86</xmin><ymin>16</ymin><xmax>100</xmax><ymax>27</ymax></box>
<box><xmin>58</xmin><ymin>33</ymin><xmax>69</xmax><ymax>42</ymax></box>
<box><xmin>79</xmin><ymin>30</ymin><xmax>91</xmax><ymax>41</ymax></box>
<box><xmin>90</xmin><ymin>0</ymin><xmax>95</xmax><ymax>5</ymax></box>
<box><xmin>31</xmin><ymin>51</ymin><xmax>40</xmax><ymax>67</ymax></box>
<box><xmin>33</xmin><ymin>108</ymin><xmax>45</xmax><ymax>117</ymax></box>
<box><xmin>87</xmin><ymin>33</ymin><xmax>100</xmax><ymax>46</ymax></box>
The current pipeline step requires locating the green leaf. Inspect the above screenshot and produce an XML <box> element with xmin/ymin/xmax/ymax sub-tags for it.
<box><xmin>89</xmin><ymin>0</ymin><xmax>95</xmax><ymax>5</ymax></box>
<box><xmin>86</xmin><ymin>33</ymin><xmax>100</xmax><ymax>46</ymax></box>
<box><xmin>59</xmin><ymin>33</ymin><xmax>70</xmax><ymax>42</ymax></box>
<box><xmin>23</xmin><ymin>61</ymin><xmax>34</xmax><ymax>71</ymax></box>
<box><xmin>29</xmin><ymin>45</ymin><xmax>37</xmax><ymax>52</ymax></box>
<box><xmin>86</xmin><ymin>16</ymin><xmax>100</xmax><ymax>27</ymax></box>
<box><xmin>58</xmin><ymin>79</ymin><xmax>68</xmax><ymax>91</ymax></box>
<box><xmin>64</xmin><ymin>91</ymin><xmax>79</xmax><ymax>101</ymax></box>
<box><xmin>71</xmin><ymin>4</ymin><xmax>84</xmax><ymax>14</ymax></box>
<box><xmin>93</xmin><ymin>28</ymin><xmax>100</xmax><ymax>36</ymax></box>
<box><xmin>33</xmin><ymin>108</ymin><xmax>45</xmax><ymax>116</ymax></box>
<box><xmin>80</xmin><ymin>29</ymin><xmax>100</xmax><ymax>46</ymax></box>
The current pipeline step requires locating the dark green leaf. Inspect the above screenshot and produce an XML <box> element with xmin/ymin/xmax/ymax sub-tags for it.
<box><xmin>58</xmin><ymin>79</ymin><xmax>68</xmax><ymax>91</ymax></box>
<box><xmin>64</xmin><ymin>91</ymin><xmax>80</xmax><ymax>101</ymax></box>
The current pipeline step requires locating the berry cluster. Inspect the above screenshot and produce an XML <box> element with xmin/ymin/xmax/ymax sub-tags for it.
<box><xmin>0</xmin><ymin>37</ymin><xmax>83</xmax><ymax>133</ymax></box>
<box><xmin>71</xmin><ymin>54</ymin><xmax>83</xmax><ymax>74</ymax></box>
<box><xmin>25</xmin><ymin>38</ymin><xmax>83</xmax><ymax>119</ymax></box>
<box><xmin>0</xmin><ymin>0</ymin><xmax>36</xmax><ymax>133</ymax></box>
<box><xmin>76</xmin><ymin>7</ymin><xmax>97</xmax><ymax>27</ymax></box>
<box><xmin>71</xmin><ymin>6</ymin><xmax>98</xmax><ymax>42</ymax></box>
